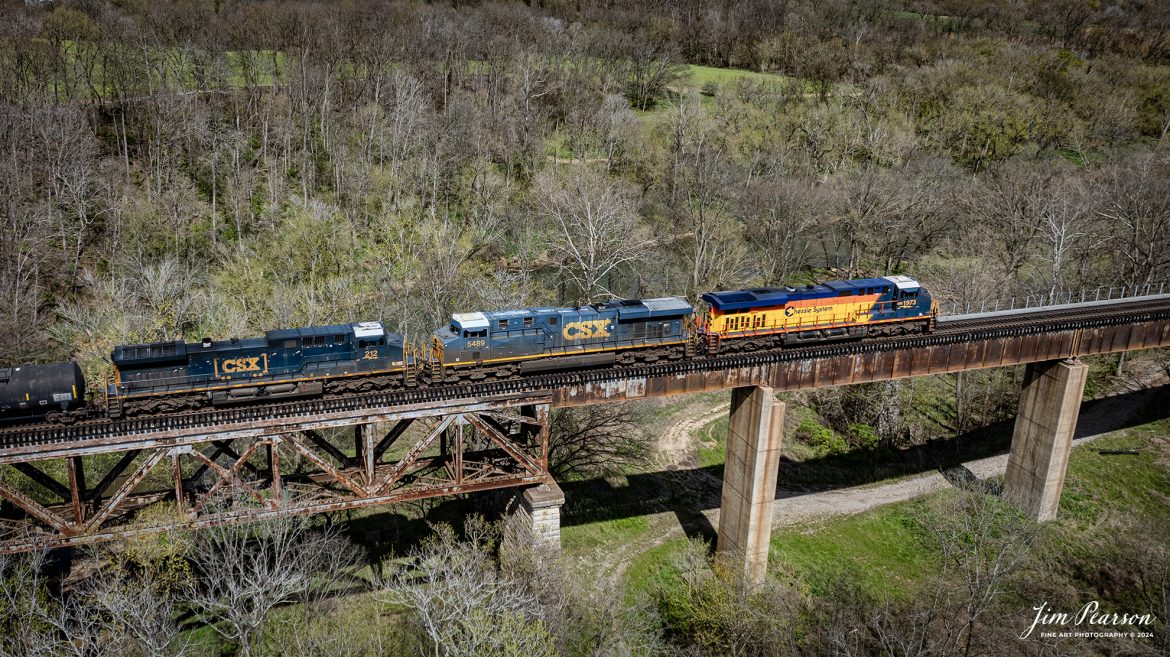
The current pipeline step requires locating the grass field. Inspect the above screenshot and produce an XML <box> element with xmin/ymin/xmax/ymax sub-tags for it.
<box><xmin>683</xmin><ymin>64</ymin><xmax>793</xmax><ymax>89</ymax></box>
<box><xmin>768</xmin><ymin>503</ymin><xmax>937</xmax><ymax>598</ymax></box>
<box><xmin>562</xmin><ymin>513</ymin><xmax>652</xmax><ymax>553</ymax></box>
<box><xmin>696</xmin><ymin>415</ymin><xmax>729</xmax><ymax>470</ymax></box>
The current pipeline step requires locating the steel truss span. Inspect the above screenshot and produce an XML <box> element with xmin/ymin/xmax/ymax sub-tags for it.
<box><xmin>1</xmin><ymin>295</ymin><xmax>1169</xmax><ymax>553</ymax></box>
<box><xmin>0</xmin><ymin>396</ymin><xmax>549</xmax><ymax>554</ymax></box>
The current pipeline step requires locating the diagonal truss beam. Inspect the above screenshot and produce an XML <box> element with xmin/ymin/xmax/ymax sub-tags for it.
<box><xmin>190</xmin><ymin>441</ymin><xmax>263</xmax><ymax>483</ymax></box>
<box><xmin>281</xmin><ymin>433</ymin><xmax>368</xmax><ymax>497</ymax></box>
<box><xmin>11</xmin><ymin>463</ymin><xmax>69</xmax><ymax>501</ymax></box>
<box><xmin>189</xmin><ymin>441</ymin><xmax>269</xmax><ymax>513</ymax></box>
<box><xmin>375</xmin><ymin>415</ymin><xmax>455</xmax><ymax>495</ymax></box>
<box><xmin>373</xmin><ymin>419</ymin><xmax>413</xmax><ymax>461</ymax></box>
<box><xmin>84</xmin><ymin>449</ymin><xmax>169</xmax><ymax>532</ymax></box>
<box><xmin>463</xmin><ymin>414</ymin><xmax>542</xmax><ymax>476</ymax></box>
<box><xmin>0</xmin><ymin>479</ymin><xmax>74</xmax><ymax>534</ymax></box>
<box><xmin>0</xmin><ymin>395</ymin><xmax>553</xmax><ymax>554</ymax></box>
<box><xmin>301</xmin><ymin>430</ymin><xmax>353</xmax><ymax>468</ymax></box>
<box><xmin>90</xmin><ymin>449</ymin><xmax>140</xmax><ymax>503</ymax></box>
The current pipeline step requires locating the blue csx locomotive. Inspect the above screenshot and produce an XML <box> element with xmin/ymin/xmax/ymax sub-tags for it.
<box><xmin>105</xmin><ymin>321</ymin><xmax>415</xmax><ymax>417</ymax></box>
<box><xmin>429</xmin><ymin>297</ymin><xmax>694</xmax><ymax>381</ymax></box>
<box><xmin>0</xmin><ymin>276</ymin><xmax>936</xmax><ymax>422</ymax></box>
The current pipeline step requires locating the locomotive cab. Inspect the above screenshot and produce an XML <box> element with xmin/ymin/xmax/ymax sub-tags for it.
<box><xmin>109</xmin><ymin>321</ymin><xmax>416</xmax><ymax>416</ymax></box>
<box><xmin>435</xmin><ymin>312</ymin><xmax>492</xmax><ymax>366</ymax></box>
<box><xmin>884</xmin><ymin>275</ymin><xmax>934</xmax><ymax>318</ymax></box>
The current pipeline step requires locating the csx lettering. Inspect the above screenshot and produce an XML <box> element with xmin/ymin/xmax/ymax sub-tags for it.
<box><xmin>220</xmin><ymin>357</ymin><xmax>264</xmax><ymax>374</ymax></box>
<box><xmin>563</xmin><ymin>320</ymin><xmax>611</xmax><ymax>340</ymax></box>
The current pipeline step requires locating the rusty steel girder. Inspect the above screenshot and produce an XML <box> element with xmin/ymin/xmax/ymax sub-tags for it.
<box><xmin>551</xmin><ymin>318</ymin><xmax>1170</xmax><ymax>405</ymax></box>
<box><xmin>0</xmin><ymin>398</ymin><xmax>550</xmax><ymax>554</ymax></box>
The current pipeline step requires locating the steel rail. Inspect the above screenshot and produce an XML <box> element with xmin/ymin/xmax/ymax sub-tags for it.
<box><xmin>3</xmin><ymin>295</ymin><xmax>1170</xmax><ymax>450</ymax></box>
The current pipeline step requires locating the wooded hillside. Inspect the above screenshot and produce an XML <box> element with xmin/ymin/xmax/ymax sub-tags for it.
<box><xmin>2</xmin><ymin>0</ymin><xmax>1168</xmax><ymax>382</ymax></box>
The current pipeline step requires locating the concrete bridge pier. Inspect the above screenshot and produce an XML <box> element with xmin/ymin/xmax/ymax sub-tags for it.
<box><xmin>716</xmin><ymin>385</ymin><xmax>785</xmax><ymax>586</ymax></box>
<box><xmin>1004</xmin><ymin>359</ymin><xmax>1088</xmax><ymax>522</ymax></box>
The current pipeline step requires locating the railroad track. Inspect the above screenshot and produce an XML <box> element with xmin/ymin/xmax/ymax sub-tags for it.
<box><xmin>3</xmin><ymin>294</ymin><xmax>1170</xmax><ymax>450</ymax></box>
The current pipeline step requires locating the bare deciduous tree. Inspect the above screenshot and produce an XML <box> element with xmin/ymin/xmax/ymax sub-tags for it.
<box><xmin>84</xmin><ymin>568</ymin><xmax>191</xmax><ymax>657</ymax></box>
<box><xmin>739</xmin><ymin>175</ymin><xmax>820</xmax><ymax>285</ymax></box>
<box><xmin>534</xmin><ymin>167</ymin><xmax>650</xmax><ymax>303</ymax></box>
<box><xmin>1039</xmin><ymin>175</ymin><xmax>1099</xmax><ymax>298</ymax></box>
<box><xmin>185</xmin><ymin>513</ymin><xmax>359</xmax><ymax>657</ymax></box>
<box><xmin>0</xmin><ymin>548</ymin><xmax>107</xmax><ymax>657</ymax></box>
<box><xmin>548</xmin><ymin>404</ymin><xmax>651</xmax><ymax>479</ymax></box>
<box><xmin>1097</xmin><ymin>152</ymin><xmax>1170</xmax><ymax>288</ymax></box>
<box><xmin>928</xmin><ymin>485</ymin><xmax>1040</xmax><ymax>657</ymax></box>
<box><xmin>380</xmin><ymin>518</ymin><xmax>556</xmax><ymax>657</ymax></box>
<box><xmin>963</xmin><ymin>165</ymin><xmax>1051</xmax><ymax>283</ymax></box>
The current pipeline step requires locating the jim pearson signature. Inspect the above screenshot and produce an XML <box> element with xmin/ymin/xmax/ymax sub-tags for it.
<box><xmin>1022</xmin><ymin>601</ymin><xmax>1156</xmax><ymax>639</ymax></box>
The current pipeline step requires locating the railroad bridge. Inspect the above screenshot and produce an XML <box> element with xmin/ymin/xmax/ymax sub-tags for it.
<box><xmin>2</xmin><ymin>294</ymin><xmax>1170</xmax><ymax>583</ymax></box>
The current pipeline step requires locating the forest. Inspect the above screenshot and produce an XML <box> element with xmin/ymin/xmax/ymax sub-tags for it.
<box><xmin>1</xmin><ymin>0</ymin><xmax>1170</xmax><ymax>655</ymax></box>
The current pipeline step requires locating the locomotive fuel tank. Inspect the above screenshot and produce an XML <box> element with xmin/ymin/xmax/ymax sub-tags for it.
<box><xmin>0</xmin><ymin>362</ymin><xmax>86</xmax><ymax>421</ymax></box>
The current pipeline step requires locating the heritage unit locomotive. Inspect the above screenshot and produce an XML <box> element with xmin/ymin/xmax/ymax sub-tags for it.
<box><xmin>700</xmin><ymin>275</ymin><xmax>935</xmax><ymax>353</ymax></box>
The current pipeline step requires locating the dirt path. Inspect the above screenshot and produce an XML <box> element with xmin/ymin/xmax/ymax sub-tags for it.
<box><xmin>657</xmin><ymin>401</ymin><xmax>729</xmax><ymax>466</ymax></box>
<box><xmin>771</xmin><ymin>435</ymin><xmax>1087</xmax><ymax>525</ymax></box>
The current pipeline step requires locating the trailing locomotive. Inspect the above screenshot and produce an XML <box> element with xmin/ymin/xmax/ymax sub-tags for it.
<box><xmin>430</xmin><ymin>297</ymin><xmax>694</xmax><ymax>382</ymax></box>
<box><xmin>108</xmin><ymin>322</ymin><xmax>416</xmax><ymax>417</ymax></box>
<box><xmin>0</xmin><ymin>362</ymin><xmax>86</xmax><ymax>424</ymax></box>
<box><xmin>700</xmin><ymin>275</ymin><xmax>935</xmax><ymax>353</ymax></box>
<box><xmin>3</xmin><ymin>276</ymin><xmax>938</xmax><ymax>425</ymax></box>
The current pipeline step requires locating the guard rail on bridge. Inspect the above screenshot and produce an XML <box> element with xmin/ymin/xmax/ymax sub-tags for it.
<box><xmin>938</xmin><ymin>281</ymin><xmax>1167</xmax><ymax>317</ymax></box>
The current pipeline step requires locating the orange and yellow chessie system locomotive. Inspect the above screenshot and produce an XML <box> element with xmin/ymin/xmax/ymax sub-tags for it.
<box><xmin>701</xmin><ymin>275</ymin><xmax>935</xmax><ymax>339</ymax></box>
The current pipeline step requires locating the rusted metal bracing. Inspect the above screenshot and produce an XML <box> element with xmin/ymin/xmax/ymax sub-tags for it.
<box><xmin>0</xmin><ymin>397</ymin><xmax>552</xmax><ymax>553</ymax></box>
<box><xmin>0</xmin><ymin>392</ymin><xmax>552</xmax><ymax>464</ymax></box>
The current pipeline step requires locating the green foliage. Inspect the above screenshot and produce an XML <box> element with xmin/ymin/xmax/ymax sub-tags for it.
<box><xmin>624</xmin><ymin>539</ymin><xmax>690</xmax><ymax>605</ymax></box>
<box><xmin>1082</xmin><ymin>354</ymin><xmax>1121</xmax><ymax>399</ymax></box>
<box><xmin>846</xmin><ymin>422</ymin><xmax>880</xmax><ymax>449</ymax></box>
<box><xmin>795</xmin><ymin>415</ymin><xmax>848</xmax><ymax>456</ymax></box>
<box><xmin>465</xmin><ymin>607</ymin><xmax>558</xmax><ymax>657</ymax></box>
<box><xmin>939</xmin><ymin>84</ymin><xmax>1037</xmax><ymax>170</ymax></box>
<box><xmin>652</xmin><ymin>539</ymin><xmax>805</xmax><ymax>654</ymax></box>
<box><xmin>114</xmin><ymin>505</ymin><xmax>194</xmax><ymax>593</ymax></box>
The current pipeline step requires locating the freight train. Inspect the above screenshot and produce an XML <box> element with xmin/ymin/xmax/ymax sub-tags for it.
<box><xmin>0</xmin><ymin>276</ymin><xmax>935</xmax><ymax>423</ymax></box>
